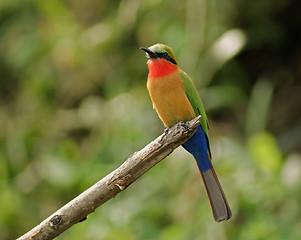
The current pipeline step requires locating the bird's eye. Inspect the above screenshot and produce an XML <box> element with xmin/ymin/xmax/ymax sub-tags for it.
<box><xmin>163</xmin><ymin>52</ymin><xmax>168</xmax><ymax>56</ymax></box>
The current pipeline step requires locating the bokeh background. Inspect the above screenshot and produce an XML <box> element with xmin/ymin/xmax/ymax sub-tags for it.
<box><xmin>1</xmin><ymin>0</ymin><xmax>301</xmax><ymax>239</ymax></box>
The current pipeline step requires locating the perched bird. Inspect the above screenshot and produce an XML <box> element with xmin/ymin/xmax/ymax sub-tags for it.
<box><xmin>141</xmin><ymin>43</ymin><xmax>232</xmax><ymax>222</ymax></box>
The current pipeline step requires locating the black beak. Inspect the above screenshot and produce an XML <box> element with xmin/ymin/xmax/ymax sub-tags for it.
<box><xmin>140</xmin><ymin>47</ymin><xmax>157</xmax><ymax>58</ymax></box>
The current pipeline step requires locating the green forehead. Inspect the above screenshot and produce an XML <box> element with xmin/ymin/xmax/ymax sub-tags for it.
<box><xmin>148</xmin><ymin>43</ymin><xmax>176</xmax><ymax>58</ymax></box>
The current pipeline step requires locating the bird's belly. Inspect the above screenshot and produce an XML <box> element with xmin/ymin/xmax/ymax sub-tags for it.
<box><xmin>147</xmin><ymin>73</ymin><xmax>196</xmax><ymax>127</ymax></box>
<box><xmin>153</xmin><ymin>93</ymin><xmax>196</xmax><ymax>127</ymax></box>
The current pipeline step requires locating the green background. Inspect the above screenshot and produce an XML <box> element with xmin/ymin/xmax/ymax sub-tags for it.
<box><xmin>1</xmin><ymin>0</ymin><xmax>301</xmax><ymax>239</ymax></box>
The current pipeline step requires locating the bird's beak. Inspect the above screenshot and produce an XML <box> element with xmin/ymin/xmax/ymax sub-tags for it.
<box><xmin>140</xmin><ymin>47</ymin><xmax>157</xmax><ymax>58</ymax></box>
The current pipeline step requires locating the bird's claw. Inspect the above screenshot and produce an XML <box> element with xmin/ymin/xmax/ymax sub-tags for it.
<box><xmin>164</xmin><ymin>128</ymin><xmax>170</xmax><ymax>134</ymax></box>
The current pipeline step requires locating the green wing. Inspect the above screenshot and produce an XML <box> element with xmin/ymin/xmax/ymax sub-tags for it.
<box><xmin>180</xmin><ymin>71</ymin><xmax>209</xmax><ymax>134</ymax></box>
<box><xmin>180</xmin><ymin>71</ymin><xmax>211</xmax><ymax>157</ymax></box>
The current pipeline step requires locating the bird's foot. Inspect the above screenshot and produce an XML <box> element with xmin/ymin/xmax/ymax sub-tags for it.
<box><xmin>164</xmin><ymin>128</ymin><xmax>171</xmax><ymax>135</ymax></box>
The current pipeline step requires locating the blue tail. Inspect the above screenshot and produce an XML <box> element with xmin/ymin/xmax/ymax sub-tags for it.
<box><xmin>182</xmin><ymin>124</ymin><xmax>232</xmax><ymax>222</ymax></box>
<box><xmin>182</xmin><ymin>125</ymin><xmax>212</xmax><ymax>172</ymax></box>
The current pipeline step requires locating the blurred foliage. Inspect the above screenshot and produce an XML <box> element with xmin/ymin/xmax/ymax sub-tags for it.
<box><xmin>1</xmin><ymin>0</ymin><xmax>301</xmax><ymax>239</ymax></box>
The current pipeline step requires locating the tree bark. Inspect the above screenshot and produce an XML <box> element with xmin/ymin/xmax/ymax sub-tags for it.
<box><xmin>17</xmin><ymin>116</ymin><xmax>201</xmax><ymax>240</ymax></box>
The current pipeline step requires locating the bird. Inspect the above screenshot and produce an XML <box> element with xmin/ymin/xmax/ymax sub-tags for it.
<box><xmin>140</xmin><ymin>43</ymin><xmax>232</xmax><ymax>222</ymax></box>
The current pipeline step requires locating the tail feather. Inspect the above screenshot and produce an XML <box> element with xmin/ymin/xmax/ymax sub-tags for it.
<box><xmin>183</xmin><ymin>126</ymin><xmax>232</xmax><ymax>222</ymax></box>
<box><xmin>183</xmin><ymin>125</ymin><xmax>231</xmax><ymax>222</ymax></box>
<box><xmin>200</xmin><ymin>168</ymin><xmax>232</xmax><ymax>222</ymax></box>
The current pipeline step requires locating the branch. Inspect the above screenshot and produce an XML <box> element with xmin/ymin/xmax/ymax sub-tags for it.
<box><xmin>18</xmin><ymin>116</ymin><xmax>201</xmax><ymax>240</ymax></box>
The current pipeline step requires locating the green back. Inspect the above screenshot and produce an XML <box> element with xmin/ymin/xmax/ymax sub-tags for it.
<box><xmin>180</xmin><ymin>71</ymin><xmax>211</xmax><ymax>157</ymax></box>
<box><xmin>180</xmin><ymin>71</ymin><xmax>209</xmax><ymax>135</ymax></box>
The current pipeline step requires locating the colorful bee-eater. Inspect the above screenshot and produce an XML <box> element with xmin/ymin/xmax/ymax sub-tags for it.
<box><xmin>141</xmin><ymin>43</ymin><xmax>232</xmax><ymax>222</ymax></box>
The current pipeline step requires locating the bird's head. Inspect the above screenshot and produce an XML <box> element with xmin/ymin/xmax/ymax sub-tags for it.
<box><xmin>140</xmin><ymin>43</ymin><xmax>177</xmax><ymax>65</ymax></box>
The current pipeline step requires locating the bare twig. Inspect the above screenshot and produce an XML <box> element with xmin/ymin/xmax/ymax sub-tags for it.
<box><xmin>18</xmin><ymin>116</ymin><xmax>201</xmax><ymax>240</ymax></box>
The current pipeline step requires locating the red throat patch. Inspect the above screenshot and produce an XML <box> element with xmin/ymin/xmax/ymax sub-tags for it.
<box><xmin>147</xmin><ymin>58</ymin><xmax>178</xmax><ymax>78</ymax></box>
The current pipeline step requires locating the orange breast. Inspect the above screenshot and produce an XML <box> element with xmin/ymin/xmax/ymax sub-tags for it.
<box><xmin>147</xmin><ymin>70</ymin><xmax>196</xmax><ymax>127</ymax></box>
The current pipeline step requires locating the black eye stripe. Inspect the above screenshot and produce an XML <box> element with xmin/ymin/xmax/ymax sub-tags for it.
<box><xmin>165</xmin><ymin>55</ymin><xmax>177</xmax><ymax>65</ymax></box>
<box><xmin>156</xmin><ymin>52</ymin><xmax>177</xmax><ymax>65</ymax></box>
<box><xmin>157</xmin><ymin>52</ymin><xmax>168</xmax><ymax>57</ymax></box>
